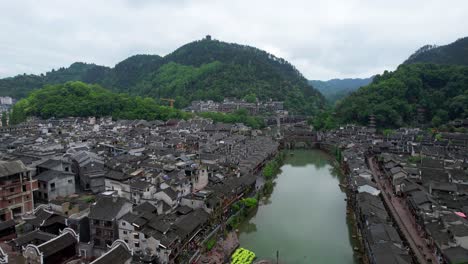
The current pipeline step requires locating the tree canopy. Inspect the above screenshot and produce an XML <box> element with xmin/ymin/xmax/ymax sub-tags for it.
<box><xmin>10</xmin><ymin>81</ymin><xmax>190</xmax><ymax>124</ymax></box>
<box><xmin>335</xmin><ymin>63</ymin><xmax>468</xmax><ymax>128</ymax></box>
<box><xmin>404</xmin><ymin>37</ymin><xmax>468</xmax><ymax>66</ymax></box>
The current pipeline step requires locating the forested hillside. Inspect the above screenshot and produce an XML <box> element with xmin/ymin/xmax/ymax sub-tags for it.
<box><xmin>0</xmin><ymin>37</ymin><xmax>325</xmax><ymax>115</ymax></box>
<box><xmin>308</xmin><ymin>77</ymin><xmax>372</xmax><ymax>103</ymax></box>
<box><xmin>10</xmin><ymin>81</ymin><xmax>190</xmax><ymax>124</ymax></box>
<box><xmin>335</xmin><ymin>64</ymin><xmax>468</xmax><ymax>128</ymax></box>
<box><xmin>404</xmin><ymin>37</ymin><xmax>468</xmax><ymax>66</ymax></box>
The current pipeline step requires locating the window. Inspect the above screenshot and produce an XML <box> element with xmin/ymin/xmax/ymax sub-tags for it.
<box><xmin>134</xmin><ymin>242</ymin><xmax>140</xmax><ymax>248</ymax></box>
<box><xmin>124</xmin><ymin>239</ymin><xmax>128</xmax><ymax>243</ymax></box>
<box><xmin>122</xmin><ymin>222</ymin><xmax>126</xmax><ymax>226</ymax></box>
<box><xmin>94</xmin><ymin>239</ymin><xmax>101</xmax><ymax>246</ymax></box>
<box><xmin>50</xmin><ymin>183</ymin><xmax>56</xmax><ymax>191</ymax></box>
<box><xmin>123</xmin><ymin>231</ymin><xmax>127</xmax><ymax>235</ymax></box>
<box><xmin>96</xmin><ymin>229</ymin><xmax>102</xmax><ymax>236</ymax></box>
<box><xmin>94</xmin><ymin>220</ymin><xmax>100</xmax><ymax>225</ymax></box>
<box><xmin>9</xmin><ymin>187</ymin><xmax>14</xmax><ymax>192</ymax></box>
<box><xmin>105</xmin><ymin>240</ymin><xmax>112</xmax><ymax>246</ymax></box>
<box><xmin>44</xmin><ymin>193</ymin><xmax>48</xmax><ymax>199</ymax></box>
<box><xmin>133</xmin><ymin>233</ymin><xmax>139</xmax><ymax>239</ymax></box>
<box><xmin>68</xmin><ymin>179</ymin><xmax>73</xmax><ymax>184</ymax></box>
<box><xmin>22</xmin><ymin>185</ymin><xmax>27</xmax><ymax>192</ymax></box>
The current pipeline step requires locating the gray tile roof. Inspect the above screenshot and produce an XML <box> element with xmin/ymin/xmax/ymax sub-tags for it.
<box><xmin>37</xmin><ymin>232</ymin><xmax>77</xmax><ymax>257</ymax></box>
<box><xmin>89</xmin><ymin>196</ymin><xmax>130</xmax><ymax>221</ymax></box>
<box><xmin>91</xmin><ymin>243</ymin><xmax>132</xmax><ymax>264</ymax></box>
<box><xmin>36</xmin><ymin>170</ymin><xmax>74</xmax><ymax>182</ymax></box>
<box><xmin>0</xmin><ymin>160</ymin><xmax>28</xmax><ymax>177</ymax></box>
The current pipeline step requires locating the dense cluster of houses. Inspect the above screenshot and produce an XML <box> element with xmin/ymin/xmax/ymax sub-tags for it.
<box><xmin>321</xmin><ymin>125</ymin><xmax>468</xmax><ymax>264</ymax></box>
<box><xmin>185</xmin><ymin>98</ymin><xmax>284</xmax><ymax>115</ymax></box>
<box><xmin>0</xmin><ymin>116</ymin><xmax>279</xmax><ymax>264</ymax></box>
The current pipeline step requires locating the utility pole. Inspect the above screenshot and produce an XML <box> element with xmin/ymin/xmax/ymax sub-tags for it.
<box><xmin>276</xmin><ymin>250</ymin><xmax>279</xmax><ymax>264</ymax></box>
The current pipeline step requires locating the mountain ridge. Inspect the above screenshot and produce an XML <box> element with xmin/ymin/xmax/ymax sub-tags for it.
<box><xmin>404</xmin><ymin>37</ymin><xmax>468</xmax><ymax>66</ymax></box>
<box><xmin>0</xmin><ymin>37</ymin><xmax>325</xmax><ymax>115</ymax></box>
<box><xmin>308</xmin><ymin>77</ymin><xmax>373</xmax><ymax>103</ymax></box>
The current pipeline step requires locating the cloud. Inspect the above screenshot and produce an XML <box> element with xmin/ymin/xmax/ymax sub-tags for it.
<box><xmin>0</xmin><ymin>0</ymin><xmax>467</xmax><ymax>80</ymax></box>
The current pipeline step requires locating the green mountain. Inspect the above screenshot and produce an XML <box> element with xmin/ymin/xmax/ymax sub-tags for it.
<box><xmin>335</xmin><ymin>63</ymin><xmax>468</xmax><ymax>128</ymax></box>
<box><xmin>10</xmin><ymin>81</ymin><xmax>190</xmax><ymax>124</ymax></box>
<box><xmin>0</xmin><ymin>37</ymin><xmax>325</xmax><ymax>115</ymax></box>
<box><xmin>404</xmin><ymin>37</ymin><xmax>468</xmax><ymax>66</ymax></box>
<box><xmin>308</xmin><ymin>77</ymin><xmax>373</xmax><ymax>103</ymax></box>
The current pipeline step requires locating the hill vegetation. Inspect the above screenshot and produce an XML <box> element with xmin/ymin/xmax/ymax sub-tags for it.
<box><xmin>404</xmin><ymin>37</ymin><xmax>468</xmax><ymax>66</ymax></box>
<box><xmin>308</xmin><ymin>77</ymin><xmax>373</xmax><ymax>103</ymax></box>
<box><xmin>335</xmin><ymin>63</ymin><xmax>468</xmax><ymax>128</ymax></box>
<box><xmin>0</xmin><ymin>37</ymin><xmax>325</xmax><ymax>115</ymax></box>
<box><xmin>9</xmin><ymin>81</ymin><xmax>190</xmax><ymax>124</ymax></box>
<box><xmin>9</xmin><ymin>81</ymin><xmax>266</xmax><ymax>128</ymax></box>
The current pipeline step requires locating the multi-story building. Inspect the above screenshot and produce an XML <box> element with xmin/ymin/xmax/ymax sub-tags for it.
<box><xmin>0</xmin><ymin>97</ymin><xmax>13</xmax><ymax>105</ymax></box>
<box><xmin>88</xmin><ymin>195</ymin><xmax>132</xmax><ymax>256</ymax></box>
<box><xmin>35</xmin><ymin>170</ymin><xmax>76</xmax><ymax>202</ymax></box>
<box><xmin>0</xmin><ymin>160</ymin><xmax>38</xmax><ymax>220</ymax></box>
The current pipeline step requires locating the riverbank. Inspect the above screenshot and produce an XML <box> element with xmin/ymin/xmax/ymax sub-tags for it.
<box><xmin>196</xmin><ymin>148</ymin><xmax>363</xmax><ymax>264</ymax></box>
<box><xmin>237</xmin><ymin>149</ymin><xmax>357</xmax><ymax>263</ymax></box>
<box><xmin>316</xmin><ymin>144</ymin><xmax>368</xmax><ymax>264</ymax></box>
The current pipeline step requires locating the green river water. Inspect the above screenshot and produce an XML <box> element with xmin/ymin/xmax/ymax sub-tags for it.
<box><xmin>238</xmin><ymin>149</ymin><xmax>358</xmax><ymax>264</ymax></box>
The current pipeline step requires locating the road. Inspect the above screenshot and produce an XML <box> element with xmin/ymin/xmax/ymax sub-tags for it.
<box><xmin>368</xmin><ymin>157</ymin><xmax>438</xmax><ymax>264</ymax></box>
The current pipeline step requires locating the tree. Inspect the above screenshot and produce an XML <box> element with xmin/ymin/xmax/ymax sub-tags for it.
<box><xmin>1</xmin><ymin>112</ymin><xmax>7</xmax><ymax>127</ymax></box>
<box><xmin>310</xmin><ymin>110</ymin><xmax>337</xmax><ymax>131</ymax></box>
<box><xmin>243</xmin><ymin>93</ymin><xmax>257</xmax><ymax>103</ymax></box>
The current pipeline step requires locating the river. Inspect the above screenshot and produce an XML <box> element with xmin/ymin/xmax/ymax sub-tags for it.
<box><xmin>238</xmin><ymin>149</ymin><xmax>358</xmax><ymax>264</ymax></box>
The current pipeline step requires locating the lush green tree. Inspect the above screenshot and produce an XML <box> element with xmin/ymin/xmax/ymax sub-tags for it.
<box><xmin>309</xmin><ymin>110</ymin><xmax>338</xmax><ymax>131</ymax></box>
<box><xmin>1</xmin><ymin>112</ymin><xmax>7</xmax><ymax>126</ymax></box>
<box><xmin>243</xmin><ymin>93</ymin><xmax>257</xmax><ymax>103</ymax></box>
<box><xmin>240</xmin><ymin>198</ymin><xmax>258</xmax><ymax>208</ymax></box>
<box><xmin>10</xmin><ymin>81</ymin><xmax>191</xmax><ymax>124</ymax></box>
<box><xmin>336</xmin><ymin>64</ymin><xmax>468</xmax><ymax>128</ymax></box>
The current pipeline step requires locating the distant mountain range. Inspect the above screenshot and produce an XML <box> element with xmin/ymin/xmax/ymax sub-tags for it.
<box><xmin>0</xmin><ymin>36</ymin><xmax>325</xmax><ymax>115</ymax></box>
<box><xmin>308</xmin><ymin>77</ymin><xmax>373</xmax><ymax>103</ymax></box>
<box><xmin>404</xmin><ymin>37</ymin><xmax>468</xmax><ymax>66</ymax></box>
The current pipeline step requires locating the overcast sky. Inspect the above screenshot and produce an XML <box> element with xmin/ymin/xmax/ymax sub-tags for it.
<box><xmin>1</xmin><ymin>0</ymin><xmax>467</xmax><ymax>80</ymax></box>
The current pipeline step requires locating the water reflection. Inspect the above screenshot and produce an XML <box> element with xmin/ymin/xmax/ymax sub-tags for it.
<box><xmin>285</xmin><ymin>149</ymin><xmax>330</xmax><ymax>169</ymax></box>
<box><xmin>238</xmin><ymin>149</ymin><xmax>357</xmax><ymax>264</ymax></box>
<box><xmin>242</xmin><ymin>222</ymin><xmax>258</xmax><ymax>234</ymax></box>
